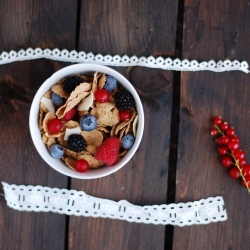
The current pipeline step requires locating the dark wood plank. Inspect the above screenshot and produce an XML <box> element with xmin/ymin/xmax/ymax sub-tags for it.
<box><xmin>0</xmin><ymin>1</ymin><xmax>78</xmax><ymax>249</ymax></box>
<box><xmin>174</xmin><ymin>1</ymin><xmax>250</xmax><ymax>249</ymax></box>
<box><xmin>69</xmin><ymin>1</ymin><xmax>179</xmax><ymax>249</ymax></box>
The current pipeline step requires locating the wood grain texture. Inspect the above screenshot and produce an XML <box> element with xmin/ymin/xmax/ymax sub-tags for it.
<box><xmin>68</xmin><ymin>1</ymin><xmax>179</xmax><ymax>249</ymax></box>
<box><xmin>173</xmin><ymin>0</ymin><xmax>250</xmax><ymax>249</ymax></box>
<box><xmin>0</xmin><ymin>1</ymin><xmax>78</xmax><ymax>249</ymax></box>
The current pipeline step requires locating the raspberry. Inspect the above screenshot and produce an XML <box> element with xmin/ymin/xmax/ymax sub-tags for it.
<box><xmin>67</xmin><ymin>134</ymin><xmax>86</xmax><ymax>152</ymax></box>
<box><xmin>95</xmin><ymin>137</ymin><xmax>121</xmax><ymax>166</ymax></box>
<box><xmin>63</xmin><ymin>75</ymin><xmax>83</xmax><ymax>92</ymax></box>
<box><xmin>114</xmin><ymin>90</ymin><xmax>134</xmax><ymax>111</ymax></box>
<box><xmin>61</xmin><ymin>107</ymin><xmax>77</xmax><ymax>121</ymax></box>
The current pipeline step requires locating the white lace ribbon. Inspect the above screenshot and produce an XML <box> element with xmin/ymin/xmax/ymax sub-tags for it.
<box><xmin>0</xmin><ymin>48</ymin><xmax>249</xmax><ymax>73</ymax></box>
<box><xmin>2</xmin><ymin>182</ymin><xmax>227</xmax><ymax>226</ymax></box>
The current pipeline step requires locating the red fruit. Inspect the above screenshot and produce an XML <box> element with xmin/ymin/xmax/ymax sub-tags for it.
<box><xmin>95</xmin><ymin>137</ymin><xmax>121</xmax><ymax>166</ymax></box>
<box><xmin>227</xmin><ymin>139</ymin><xmax>239</xmax><ymax>151</ymax></box>
<box><xmin>221</xmin><ymin>156</ymin><xmax>233</xmax><ymax>168</ymax></box>
<box><xmin>229</xmin><ymin>167</ymin><xmax>241</xmax><ymax>179</ymax></box>
<box><xmin>225</xmin><ymin>127</ymin><xmax>235</xmax><ymax>137</ymax></box>
<box><xmin>216</xmin><ymin>136</ymin><xmax>229</xmax><ymax>145</ymax></box>
<box><xmin>119</xmin><ymin>110</ymin><xmax>131</xmax><ymax>121</ymax></box>
<box><xmin>239</xmin><ymin>158</ymin><xmax>247</xmax><ymax>167</ymax></box>
<box><xmin>48</xmin><ymin>119</ymin><xmax>63</xmax><ymax>134</ymax></box>
<box><xmin>230</xmin><ymin>135</ymin><xmax>240</xmax><ymax>142</ymax></box>
<box><xmin>219</xmin><ymin>122</ymin><xmax>229</xmax><ymax>131</ymax></box>
<box><xmin>242</xmin><ymin>176</ymin><xmax>250</xmax><ymax>188</ymax></box>
<box><xmin>221</xmin><ymin>136</ymin><xmax>229</xmax><ymax>145</ymax></box>
<box><xmin>213</xmin><ymin>117</ymin><xmax>223</xmax><ymax>125</ymax></box>
<box><xmin>61</xmin><ymin>107</ymin><xmax>77</xmax><ymax>121</ymax></box>
<box><xmin>216</xmin><ymin>136</ymin><xmax>224</xmax><ymax>145</ymax></box>
<box><xmin>218</xmin><ymin>146</ymin><xmax>228</xmax><ymax>156</ymax></box>
<box><xmin>210</xmin><ymin>128</ymin><xmax>218</xmax><ymax>136</ymax></box>
<box><xmin>242</xmin><ymin>165</ymin><xmax>250</xmax><ymax>177</ymax></box>
<box><xmin>232</xmin><ymin>149</ymin><xmax>245</xmax><ymax>160</ymax></box>
<box><xmin>75</xmin><ymin>159</ymin><xmax>89</xmax><ymax>173</ymax></box>
<box><xmin>94</xmin><ymin>89</ymin><xmax>109</xmax><ymax>103</ymax></box>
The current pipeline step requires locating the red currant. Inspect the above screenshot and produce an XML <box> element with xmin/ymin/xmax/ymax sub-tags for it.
<box><xmin>219</xmin><ymin>122</ymin><xmax>229</xmax><ymax>131</ymax></box>
<box><xmin>61</xmin><ymin>107</ymin><xmax>77</xmax><ymax>121</ymax></box>
<box><xmin>225</xmin><ymin>127</ymin><xmax>235</xmax><ymax>137</ymax></box>
<box><xmin>221</xmin><ymin>136</ymin><xmax>229</xmax><ymax>145</ymax></box>
<box><xmin>75</xmin><ymin>159</ymin><xmax>89</xmax><ymax>172</ymax></box>
<box><xmin>94</xmin><ymin>89</ymin><xmax>109</xmax><ymax>103</ymax></box>
<box><xmin>48</xmin><ymin>119</ymin><xmax>63</xmax><ymax>134</ymax></box>
<box><xmin>218</xmin><ymin>146</ymin><xmax>228</xmax><ymax>156</ymax></box>
<box><xmin>242</xmin><ymin>165</ymin><xmax>250</xmax><ymax>177</ymax></box>
<box><xmin>119</xmin><ymin>110</ymin><xmax>131</xmax><ymax>121</ymax></box>
<box><xmin>229</xmin><ymin>167</ymin><xmax>241</xmax><ymax>179</ymax></box>
<box><xmin>227</xmin><ymin>139</ymin><xmax>239</xmax><ymax>151</ymax></box>
<box><xmin>232</xmin><ymin>149</ymin><xmax>245</xmax><ymax>160</ymax></box>
<box><xmin>216</xmin><ymin>136</ymin><xmax>224</xmax><ymax>145</ymax></box>
<box><xmin>229</xmin><ymin>135</ymin><xmax>240</xmax><ymax>142</ymax></box>
<box><xmin>216</xmin><ymin>136</ymin><xmax>229</xmax><ymax>145</ymax></box>
<box><xmin>210</xmin><ymin>128</ymin><xmax>218</xmax><ymax>136</ymax></box>
<box><xmin>242</xmin><ymin>176</ymin><xmax>250</xmax><ymax>188</ymax></box>
<box><xmin>221</xmin><ymin>156</ymin><xmax>233</xmax><ymax>168</ymax></box>
<box><xmin>213</xmin><ymin>117</ymin><xmax>222</xmax><ymax>125</ymax></box>
<box><xmin>239</xmin><ymin>158</ymin><xmax>247</xmax><ymax>167</ymax></box>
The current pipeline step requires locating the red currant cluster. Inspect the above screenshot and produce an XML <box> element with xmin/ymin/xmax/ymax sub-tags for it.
<box><xmin>211</xmin><ymin>116</ymin><xmax>250</xmax><ymax>192</ymax></box>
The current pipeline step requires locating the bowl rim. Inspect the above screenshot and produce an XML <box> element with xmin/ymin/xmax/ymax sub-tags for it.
<box><xmin>29</xmin><ymin>63</ymin><xmax>144</xmax><ymax>179</ymax></box>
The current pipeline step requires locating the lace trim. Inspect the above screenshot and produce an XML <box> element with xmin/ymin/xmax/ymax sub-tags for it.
<box><xmin>2</xmin><ymin>182</ymin><xmax>227</xmax><ymax>226</ymax></box>
<box><xmin>0</xmin><ymin>48</ymin><xmax>249</xmax><ymax>73</ymax></box>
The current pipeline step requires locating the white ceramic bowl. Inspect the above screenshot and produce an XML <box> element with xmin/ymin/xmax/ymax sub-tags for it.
<box><xmin>29</xmin><ymin>64</ymin><xmax>144</xmax><ymax>179</ymax></box>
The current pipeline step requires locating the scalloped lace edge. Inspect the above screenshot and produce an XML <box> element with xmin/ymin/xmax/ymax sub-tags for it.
<box><xmin>2</xmin><ymin>182</ymin><xmax>227</xmax><ymax>226</ymax></box>
<box><xmin>0</xmin><ymin>48</ymin><xmax>249</xmax><ymax>73</ymax></box>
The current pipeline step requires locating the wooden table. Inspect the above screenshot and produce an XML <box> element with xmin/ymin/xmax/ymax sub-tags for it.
<box><xmin>1</xmin><ymin>1</ymin><xmax>250</xmax><ymax>249</ymax></box>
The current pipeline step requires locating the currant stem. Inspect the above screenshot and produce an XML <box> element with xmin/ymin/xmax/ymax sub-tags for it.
<box><xmin>231</xmin><ymin>154</ymin><xmax>250</xmax><ymax>193</ymax></box>
<box><xmin>214</xmin><ymin>123</ymin><xmax>250</xmax><ymax>193</ymax></box>
<box><xmin>214</xmin><ymin>125</ymin><xmax>225</xmax><ymax>136</ymax></box>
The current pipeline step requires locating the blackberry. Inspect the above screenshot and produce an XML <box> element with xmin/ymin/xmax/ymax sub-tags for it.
<box><xmin>66</xmin><ymin>134</ymin><xmax>86</xmax><ymax>152</ymax></box>
<box><xmin>63</xmin><ymin>75</ymin><xmax>83</xmax><ymax>93</ymax></box>
<box><xmin>114</xmin><ymin>90</ymin><xmax>134</xmax><ymax>110</ymax></box>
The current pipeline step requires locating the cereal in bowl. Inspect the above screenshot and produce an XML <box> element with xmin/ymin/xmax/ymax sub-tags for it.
<box><xmin>39</xmin><ymin>72</ymin><xmax>138</xmax><ymax>172</ymax></box>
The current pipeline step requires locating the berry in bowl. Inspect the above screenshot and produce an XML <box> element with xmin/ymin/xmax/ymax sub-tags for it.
<box><xmin>29</xmin><ymin>64</ymin><xmax>144</xmax><ymax>179</ymax></box>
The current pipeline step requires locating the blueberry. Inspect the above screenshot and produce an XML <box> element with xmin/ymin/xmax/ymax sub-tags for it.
<box><xmin>80</xmin><ymin>114</ymin><xmax>97</xmax><ymax>131</ymax></box>
<box><xmin>121</xmin><ymin>134</ymin><xmax>135</xmax><ymax>149</ymax></box>
<box><xmin>51</xmin><ymin>92</ymin><xmax>66</xmax><ymax>106</ymax></box>
<box><xmin>49</xmin><ymin>144</ymin><xmax>64</xmax><ymax>159</ymax></box>
<box><xmin>103</xmin><ymin>75</ymin><xmax>117</xmax><ymax>92</ymax></box>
